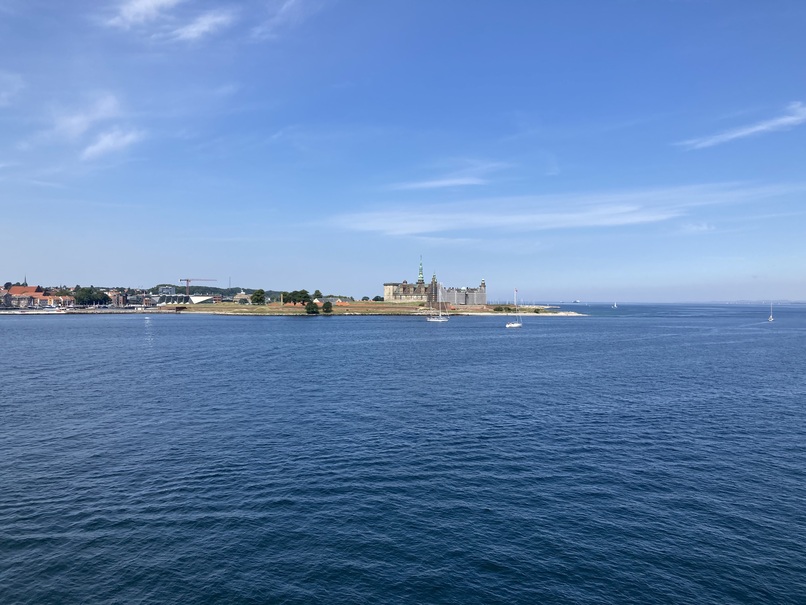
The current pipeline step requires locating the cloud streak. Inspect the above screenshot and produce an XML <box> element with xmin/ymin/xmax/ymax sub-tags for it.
<box><xmin>334</xmin><ymin>182</ymin><xmax>804</xmax><ymax>237</ymax></box>
<box><xmin>253</xmin><ymin>0</ymin><xmax>322</xmax><ymax>39</ymax></box>
<box><xmin>390</xmin><ymin>177</ymin><xmax>487</xmax><ymax>190</ymax></box>
<box><xmin>0</xmin><ymin>71</ymin><xmax>24</xmax><ymax>106</ymax></box>
<box><xmin>678</xmin><ymin>102</ymin><xmax>806</xmax><ymax>150</ymax></box>
<box><xmin>172</xmin><ymin>9</ymin><xmax>237</xmax><ymax>41</ymax></box>
<box><xmin>108</xmin><ymin>0</ymin><xmax>184</xmax><ymax>27</ymax></box>
<box><xmin>81</xmin><ymin>128</ymin><xmax>144</xmax><ymax>160</ymax></box>
<box><xmin>52</xmin><ymin>94</ymin><xmax>121</xmax><ymax>140</ymax></box>
<box><xmin>389</xmin><ymin>159</ymin><xmax>509</xmax><ymax>190</ymax></box>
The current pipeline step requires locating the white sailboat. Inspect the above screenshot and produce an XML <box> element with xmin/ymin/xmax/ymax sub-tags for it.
<box><xmin>505</xmin><ymin>289</ymin><xmax>523</xmax><ymax>328</ymax></box>
<box><xmin>612</xmin><ymin>302</ymin><xmax>618</xmax><ymax>309</ymax></box>
<box><xmin>768</xmin><ymin>303</ymin><xmax>774</xmax><ymax>322</ymax></box>
<box><xmin>427</xmin><ymin>282</ymin><xmax>449</xmax><ymax>322</ymax></box>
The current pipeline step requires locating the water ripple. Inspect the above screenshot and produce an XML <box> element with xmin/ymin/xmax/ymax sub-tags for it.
<box><xmin>1</xmin><ymin>308</ymin><xmax>805</xmax><ymax>603</ymax></box>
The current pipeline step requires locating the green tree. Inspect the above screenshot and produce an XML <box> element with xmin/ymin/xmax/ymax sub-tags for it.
<box><xmin>322</xmin><ymin>301</ymin><xmax>333</xmax><ymax>314</ymax></box>
<box><xmin>74</xmin><ymin>287</ymin><xmax>111</xmax><ymax>306</ymax></box>
<box><xmin>251</xmin><ymin>289</ymin><xmax>266</xmax><ymax>305</ymax></box>
<box><xmin>313</xmin><ymin>289</ymin><xmax>323</xmax><ymax>299</ymax></box>
<box><xmin>3</xmin><ymin>282</ymin><xmax>11</xmax><ymax>290</ymax></box>
<box><xmin>305</xmin><ymin>301</ymin><xmax>319</xmax><ymax>314</ymax></box>
<box><xmin>372</xmin><ymin>295</ymin><xmax>384</xmax><ymax>302</ymax></box>
<box><xmin>283</xmin><ymin>289</ymin><xmax>312</xmax><ymax>304</ymax></box>
<box><xmin>361</xmin><ymin>296</ymin><xmax>370</xmax><ymax>301</ymax></box>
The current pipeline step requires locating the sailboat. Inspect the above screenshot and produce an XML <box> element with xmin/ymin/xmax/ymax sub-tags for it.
<box><xmin>768</xmin><ymin>303</ymin><xmax>774</xmax><ymax>322</ymax></box>
<box><xmin>426</xmin><ymin>282</ymin><xmax>449</xmax><ymax>322</ymax></box>
<box><xmin>612</xmin><ymin>302</ymin><xmax>618</xmax><ymax>309</ymax></box>
<box><xmin>505</xmin><ymin>289</ymin><xmax>523</xmax><ymax>328</ymax></box>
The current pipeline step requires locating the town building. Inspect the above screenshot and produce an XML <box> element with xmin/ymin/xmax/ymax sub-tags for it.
<box><xmin>0</xmin><ymin>285</ymin><xmax>75</xmax><ymax>308</ymax></box>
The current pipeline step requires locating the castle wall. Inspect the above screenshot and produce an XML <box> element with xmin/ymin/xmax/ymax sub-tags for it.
<box><xmin>384</xmin><ymin>278</ymin><xmax>486</xmax><ymax>305</ymax></box>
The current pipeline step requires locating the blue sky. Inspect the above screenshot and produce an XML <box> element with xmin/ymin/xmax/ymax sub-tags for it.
<box><xmin>1</xmin><ymin>0</ymin><xmax>804</xmax><ymax>302</ymax></box>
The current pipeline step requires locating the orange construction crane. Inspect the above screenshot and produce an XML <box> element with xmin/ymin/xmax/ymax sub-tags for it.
<box><xmin>179</xmin><ymin>278</ymin><xmax>217</xmax><ymax>296</ymax></box>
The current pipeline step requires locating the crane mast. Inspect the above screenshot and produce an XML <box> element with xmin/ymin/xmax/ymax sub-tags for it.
<box><xmin>179</xmin><ymin>278</ymin><xmax>217</xmax><ymax>296</ymax></box>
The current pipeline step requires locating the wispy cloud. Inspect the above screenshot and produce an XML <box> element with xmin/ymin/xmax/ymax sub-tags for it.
<box><xmin>391</xmin><ymin>177</ymin><xmax>487</xmax><ymax>191</ymax></box>
<box><xmin>543</xmin><ymin>153</ymin><xmax>560</xmax><ymax>177</ymax></box>
<box><xmin>107</xmin><ymin>0</ymin><xmax>184</xmax><ymax>28</ymax></box>
<box><xmin>171</xmin><ymin>9</ymin><xmax>237</xmax><ymax>41</ymax></box>
<box><xmin>52</xmin><ymin>94</ymin><xmax>121</xmax><ymax>140</ymax></box>
<box><xmin>389</xmin><ymin>159</ymin><xmax>509</xmax><ymax>190</ymax></box>
<box><xmin>81</xmin><ymin>128</ymin><xmax>144</xmax><ymax>160</ymax></box>
<box><xmin>213</xmin><ymin>83</ymin><xmax>240</xmax><ymax>97</ymax></box>
<box><xmin>19</xmin><ymin>94</ymin><xmax>126</xmax><ymax>153</ymax></box>
<box><xmin>253</xmin><ymin>0</ymin><xmax>322</xmax><ymax>39</ymax></box>
<box><xmin>0</xmin><ymin>71</ymin><xmax>24</xmax><ymax>106</ymax></box>
<box><xmin>678</xmin><ymin>102</ymin><xmax>806</xmax><ymax>150</ymax></box>
<box><xmin>678</xmin><ymin>222</ymin><xmax>715</xmax><ymax>234</ymax></box>
<box><xmin>339</xmin><ymin>202</ymin><xmax>678</xmax><ymax>237</ymax></box>
<box><xmin>334</xmin><ymin>182</ymin><xmax>805</xmax><ymax>238</ymax></box>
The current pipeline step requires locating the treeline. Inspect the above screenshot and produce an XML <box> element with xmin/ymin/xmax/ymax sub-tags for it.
<box><xmin>74</xmin><ymin>287</ymin><xmax>112</xmax><ymax>305</ymax></box>
<box><xmin>4</xmin><ymin>280</ymin><xmax>372</xmax><ymax>305</ymax></box>
<box><xmin>150</xmin><ymin>284</ymin><xmax>284</xmax><ymax>298</ymax></box>
<box><xmin>272</xmin><ymin>289</ymin><xmax>356</xmax><ymax>304</ymax></box>
<box><xmin>148</xmin><ymin>284</ymin><xmax>355</xmax><ymax>302</ymax></box>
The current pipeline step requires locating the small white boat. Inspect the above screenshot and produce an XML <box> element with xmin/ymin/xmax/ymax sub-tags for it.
<box><xmin>612</xmin><ymin>302</ymin><xmax>618</xmax><ymax>309</ymax></box>
<box><xmin>505</xmin><ymin>289</ymin><xmax>522</xmax><ymax>328</ymax></box>
<box><xmin>768</xmin><ymin>303</ymin><xmax>774</xmax><ymax>322</ymax></box>
<box><xmin>426</xmin><ymin>315</ymin><xmax>448</xmax><ymax>322</ymax></box>
<box><xmin>427</xmin><ymin>281</ymin><xmax>449</xmax><ymax>322</ymax></box>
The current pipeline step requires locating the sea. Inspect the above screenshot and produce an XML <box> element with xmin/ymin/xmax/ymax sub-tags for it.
<box><xmin>2</xmin><ymin>304</ymin><xmax>805</xmax><ymax>604</ymax></box>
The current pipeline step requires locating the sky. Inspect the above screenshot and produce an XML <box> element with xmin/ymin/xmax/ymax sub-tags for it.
<box><xmin>1</xmin><ymin>0</ymin><xmax>805</xmax><ymax>302</ymax></box>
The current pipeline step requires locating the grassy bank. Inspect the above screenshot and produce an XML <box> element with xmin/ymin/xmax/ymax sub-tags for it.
<box><xmin>168</xmin><ymin>302</ymin><xmax>575</xmax><ymax>316</ymax></box>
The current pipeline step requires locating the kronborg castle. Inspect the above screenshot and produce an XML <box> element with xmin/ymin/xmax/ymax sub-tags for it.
<box><xmin>383</xmin><ymin>260</ymin><xmax>487</xmax><ymax>306</ymax></box>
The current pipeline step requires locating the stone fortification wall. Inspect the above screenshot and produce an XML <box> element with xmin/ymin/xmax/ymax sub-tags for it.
<box><xmin>384</xmin><ymin>278</ymin><xmax>486</xmax><ymax>305</ymax></box>
<box><xmin>384</xmin><ymin>281</ymin><xmax>429</xmax><ymax>303</ymax></box>
<box><xmin>442</xmin><ymin>286</ymin><xmax>487</xmax><ymax>306</ymax></box>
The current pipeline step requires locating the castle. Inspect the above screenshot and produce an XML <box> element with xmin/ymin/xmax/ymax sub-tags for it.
<box><xmin>383</xmin><ymin>260</ymin><xmax>487</xmax><ymax>306</ymax></box>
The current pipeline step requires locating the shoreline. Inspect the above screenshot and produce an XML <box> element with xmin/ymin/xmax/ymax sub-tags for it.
<box><xmin>0</xmin><ymin>307</ymin><xmax>587</xmax><ymax>317</ymax></box>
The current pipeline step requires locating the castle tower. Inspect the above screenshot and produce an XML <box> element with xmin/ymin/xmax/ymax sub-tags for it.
<box><xmin>417</xmin><ymin>256</ymin><xmax>424</xmax><ymax>284</ymax></box>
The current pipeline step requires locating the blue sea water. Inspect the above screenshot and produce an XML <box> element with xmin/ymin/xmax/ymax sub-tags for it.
<box><xmin>2</xmin><ymin>304</ymin><xmax>805</xmax><ymax>604</ymax></box>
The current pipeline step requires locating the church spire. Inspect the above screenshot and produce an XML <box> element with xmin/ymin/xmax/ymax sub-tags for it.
<box><xmin>417</xmin><ymin>256</ymin><xmax>424</xmax><ymax>284</ymax></box>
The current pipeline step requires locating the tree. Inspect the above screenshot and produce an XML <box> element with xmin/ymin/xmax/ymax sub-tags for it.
<box><xmin>372</xmin><ymin>295</ymin><xmax>384</xmax><ymax>302</ymax></box>
<box><xmin>305</xmin><ymin>301</ymin><xmax>319</xmax><ymax>314</ymax></box>
<box><xmin>322</xmin><ymin>301</ymin><xmax>333</xmax><ymax>314</ymax></box>
<box><xmin>361</xmin><ymin>296</ymin><xmax>370</xmax><ymax>301</ymax></box>
<box><xmin>313</xmin><ymin>289</ymin><xmax>323</xmax><ymax>299</ymax></box>
<box><xmin>251</xmin><ymin>289</ymin><xmax>266</xmax><ymax>305</ymax></box>
<box><xmin>74</xmin><ymin>287</ymin><xmax>111</xmax><ymax>306</ymax></box>
<box><xmin>283</xmin><ymin>289</ymin><xmax>312</xmax><ymax>304</ymax></box>
<box><xmin>3</xmin><ymin>282</ymin><xmax>11</xmax><ymax>290</ymax></box>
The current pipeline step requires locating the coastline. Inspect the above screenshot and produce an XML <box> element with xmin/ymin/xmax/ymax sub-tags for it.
<box><xmin>0</xmin><ymin>305</ymin><xmax>587</xmax><ymax>317</ymax></box>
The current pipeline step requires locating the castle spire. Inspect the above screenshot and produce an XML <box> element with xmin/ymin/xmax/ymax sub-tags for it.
<box><xmin>417</xmin><ymin>256</ymin><xmax>424</xmax><ymax>284</ymax></box>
